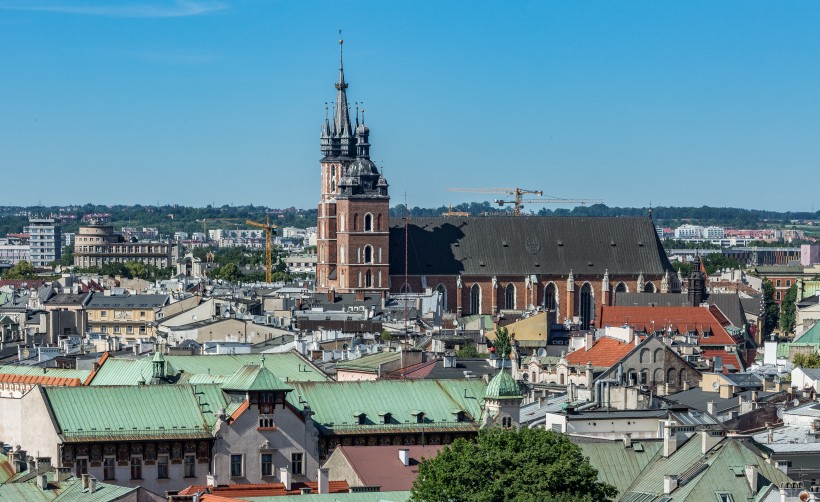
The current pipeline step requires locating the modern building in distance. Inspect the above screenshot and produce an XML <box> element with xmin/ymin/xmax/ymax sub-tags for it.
<box><xmin>0</xmin><ymin>238</ymin><xmax>30</xmax><ymax>265</ymax></box>
<box><xmin>27</xmin><ymin>216</ymin><xmax>61</xmax><ymax>267</ymax></box>
<box><xmin>73</xmin><ymin>216</ymin><xmax>172</xmax><ymax>269</ymax></box>
<box><xmin>85</xmin><ymin>293</ymin><xmax>169</xmax><ymax>340</ymax></box>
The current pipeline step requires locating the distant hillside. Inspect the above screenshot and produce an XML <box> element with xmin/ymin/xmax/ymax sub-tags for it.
<box><xmin>1</xmin><ymin>203</ymin><xmax>818</xmax><ymax>237</ymax></box>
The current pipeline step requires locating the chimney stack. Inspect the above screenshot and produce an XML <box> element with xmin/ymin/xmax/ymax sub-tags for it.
<box><xmin>663</xmin><ymin>475</ymin><xmax>678</xmax><ymax>495</ymax></box>
<box><xmin>318</xmin><ymin>467</ymin><xmax>329</xmax><ymax>494</ymax></box>
<box><xmin>585</xmin><ymin>333</ymin><xmax>594</xmax><ymax>351</ymax></box>
<box><xmin>81</xmin><ymin>473</ymin><xmax>89</xmax><ymax>489</ymax></box>
<box><xmin>88</xmin><ymin>476</ymin><xmax>97</xmax><ymax>494</ymax></box>
<box><xmin>55</xmin><ymin>467</ymin><xmax>71</xmax><ymax>482</ymax></box>
<box><xmin>280</xmin><ymin>466</ymin><xmax>291</xmax><ymax>491</ymax></box>
<box><xmin>622</xmin><ymin>433</ymin><xmax>632</xmax><ymax>449</ymax></box>
<box><xmin>702</xmin><ymin>430</ymin><xmax>725</xmax><ymax>455</ymax></box>
<box><xmin>663</xmin><ymin>422</ymin><xmax>678</xmax><ymax>457</ymax></box>
<box><xmin>745</xmin><ymin>464</ymin><xmax>758</xmax><ymax>493</ymax></box>
<box><xmin>38</xmin><ymin>473</ymin><xmax>49</xmax><ymax>490</ymax></box>
<box><xmin>399</xmin><ymin>448</ymin><xmax>410</xmax><ymax>466</ymax></box>
<box><xmin>706</xmin><ymin>401</ymin><xmax>715</xmax><ymax>415</ymax></box>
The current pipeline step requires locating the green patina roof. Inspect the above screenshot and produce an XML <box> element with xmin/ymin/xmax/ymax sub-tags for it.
<box><xmin>89</xmin><ymin>352</ymin><xmax>327</xmax><ymax>386</ymax></box>
<box><xmin>0</xmin><ymin>472</ymin><xmax>136</xmax><ymax>502</ymax></box>
<box><xmin>795</xmin><ymin>321</ymin><xmax>820</xmax><ymax>344</ymax></box>
<box><xmin>623</xmin><ymin>436</ymin><xmax>792</xmax><ymax>501</ymax></box>
<box><xmin>247</xmin><ymin>492</ymin><xmax>412</xmax><ymax>502</ymax></box>
<box><xmin>44</xmin><ymin>384</ymin><xmax>226</xmax><ymax>441</ymax></box>
<box><xmin>0</xmin><ymin>453</ymin><xmax>13</xmax><ymax>484</ymax></box>
<box><xmin>578</xmin><ymin>440</ymin><xmax>663</xmax><ymax>497</ymax></box>
<box><xmin>484</xmin><ymin>369</ymin><xmax>521</xmax><ymax>399</ymax></box>
<box><xmin>776</xmin><ymin>342</ymin><xmax>820</xmax><ymax>358</ymax></box>
<box><xmin>335</xmin><ymin>351</ymin><xmax>401</xmax><ymax>372</ymax></box>
<box><xmin>221</xmin><ymin>362</ymin><xmax>292</xmax><ymax>392</ymax></box>
<box><xmin>288</xmin><ymin>379</ymin><xmax>487</xmax><ymax>432</ymax></box>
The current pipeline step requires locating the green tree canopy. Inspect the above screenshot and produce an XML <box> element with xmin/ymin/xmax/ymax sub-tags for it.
<box><xmin>793</xmin><ymin>352</ymin><xmax>820</xmax><ymax>368</ymax></box>
<box><xmin>411</xmin><ymin>428</ymin><xmax>617</xmax><ymax>502</ymax></box>
<box><xmin>2</xmin><ymin>260</ymin><xmax>37</xmax><ymax>280</ymax></box>
<box><xmin>762</xmin><ymin>279</ymin><xmax>780</xmax><ymax>338</ymax></box>
<box><xmin>455</xmin><ymin>343</ymin><xmax>479</xmax><ymax>358</ymax></box>
<box><xmin>780</xmin><ymin>284</ymin><xmax>798</xmax><ymax>335</ymax></box>
<box><xmin>491</xmin><ymin>326</ymin><xmax>512</xmax><ymax>360</ymax></box>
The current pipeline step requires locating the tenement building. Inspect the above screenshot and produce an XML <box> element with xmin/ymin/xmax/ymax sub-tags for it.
<box><xmin>73</xmin><ymin>216</ymin><xmax>172</xmax><ymax>269</ymax></box>
<box><xmin>315</xmin><ymin>40</ymin><xmax>677</xmax><ymax>328</ymax></box>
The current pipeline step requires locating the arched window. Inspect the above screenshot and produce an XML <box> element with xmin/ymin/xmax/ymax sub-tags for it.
<box><xmin>667</xmin><ymin>368</ymin><xmax>677</xmax><ymax>385</ymax></box>
<box><xmin>544</xmin><ymin>283</ymin><xmax>557</xmax><ymax>311</ymax></box>
<box><xmin>364</xmin><ymin>245</ymin><xmax>373</xmax><ymax>264</ymax></box>
<box><xmin>376</xmin><ymin>213</ymin><xmax>382</xmax><ymax>231</ymax></box>
<box><xmin>436</xmin><ymin>284</ymin><xmax>447</xmax><ymax>310</ymax></box>
<box><xmin>339</xmin><ymin>245</ymin><xmax>345</xmax><ymax>264</ymax></box>
<box><xmin>470</xmin><ymin>284</ymin><xmax>481</xmax><ymax>315</ymax></box>
<box><xmin>505</xmin><ymin>284</ymin><xmax>516</xmax><ymax>310</ymax></box>
<box><xmin>653</xmin><ymin>348</ymin><xmax>664</xmax><ymax>363</ymax></box>
<box><xmin>640</xmin><ymin>369</ymin><xmax>648</xmax><ymax>385</ymax></box>
<box><xmin>330</xmin><ymin>165</ymin><xmax>336</xmax><ymax>192</ymax></box>
<box><xmin>353</xmin><ymin>214</ymin><xmax>359</xmax><ymax>231</ymax></box>
<box><xmin>365</xmin><ymin>270</ymin><xmax>372</xmax><ymax>288</ymax></box>
<box><xmin>653</xmin><ymin>368</ymin><xmax>664</xmax><ymax>384</ymax></box>
<box><xmin>579</xmin><ymin>283</ymin><xmax>594</xmax><ymax>330</ymax></box>
<box><xmin>615</xmin><ymin>282</ymin><xmax>627</xmax><ymax>293</ymax></box>
<box><xmin>639</xmin><ymin>348</ymin><xmax>650</xmax><ymax>363</ymax></box>
<box><xmin>644</xmin><ymin>282</ymin><xmax>656</xmax><ymax>293</ymax></box>
<box><xmin>364</xmin><ymin>213</ymin><xmax>373</xmax><ymax>232</ymax></box>
<box><xmin>378</xmin><ymin>270</ymin><xmax>382</xmax><ymax>287</ymax></box>
<box><xmin>339</xmin><ymin>213</ymin><xmax>345</xmax><ymax>232</ymax></box>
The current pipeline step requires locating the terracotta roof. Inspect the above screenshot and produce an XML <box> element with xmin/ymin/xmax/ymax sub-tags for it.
<box><xmin>701</xmin><ymin>350</ymin><xmax>744</xmax><ymax>373</ymax></box>
<box><xmin>0</xmin><ymin>280</ymin><xmax>45</xmax><ymax>289</ymax></box>
<box><xmin>180</xmin><ymin>481</ymin><xmax>350</xmax><ymax>497</ymax></box>
<box><xmin>83</xmin><ymin>352</ymin><xmax>110</xmax><ymax>385</ymax></box>
<box><xmin>336</xmin><ymin>444</ymin><xmax>445</xmax><ymax>491</ymax></box>
<box><xmin>566</xmin><ymin>337</ymin><xmax>634</xmax><ymax>368</ymax></box>
<box><xmin>383</xmin><ymin>360</ymin><xmax>438</xmax><ymax>380</ymax></box>
<box><xmin>228</xmin><ymin>400</ymin><xmax>249</xmax><ymax>423</ymax></box>
<box><xmin>598</xmin><ymin>306</ymin><xmax>737</xmax><ymax>346</ymax></box>
<box><xmin>0</xmin><ymin>373</ymin><xmax>81</xmax><ymax>387</ymax></box>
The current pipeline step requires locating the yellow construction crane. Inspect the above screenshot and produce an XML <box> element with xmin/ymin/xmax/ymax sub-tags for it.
<box><xmin>246</xmin><ymin>216</ymin><xmax>278</xmax><ymax>283</ymax></box>
<box><xmin>449</xmin><ymin>187</ymin><xmax>603</xmax><ymax>216</ymax></box>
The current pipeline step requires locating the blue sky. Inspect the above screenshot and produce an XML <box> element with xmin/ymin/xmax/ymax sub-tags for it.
<box><xmin>1</xmin><ymin>1</ymin><xmax>818</xmax><ymax>211</ymax></box>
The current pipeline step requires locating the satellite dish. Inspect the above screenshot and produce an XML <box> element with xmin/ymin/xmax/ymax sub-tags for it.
<box><xmin>537</xmin><ymin>348</ymin><xmax>548</xmax><ymax>358</ymax></box>
<box><xmin>777</xmin><ymin>407</ymin><xmax>784</xmax><ymax>419</ymax></box>
<box><xmin>794</xmin><ymin>398</ymin><xmax>801</xmax><ymax>407</ymax></box>
<box><xmin>712</xmin><ymin>381</ymin><xmax>719</xmax><ymax>390</ymax></box>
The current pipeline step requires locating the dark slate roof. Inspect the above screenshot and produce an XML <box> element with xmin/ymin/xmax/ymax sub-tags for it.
<box><xmin>86</xmin><ymin>293</ymin><xmax>169</xmax><ymax>309</ymax></box>
<box><xmin>739</xmin><ymin>296</ymin><xmax>763</xmax><ymax>316</ymax></box>
<box><xmin>44</xmin><ymin>293</ymin><xmax>91</xmax><ymax>306</ymax></box>
<box><xmin>389</xmin><ymin>216</ymin><xmax>672</xmax><ymax>276</ymax></box>
<box><xmin>613</xmin><ymin>292</ymin><xmax>748</xmax><ymax>328</ymax></box>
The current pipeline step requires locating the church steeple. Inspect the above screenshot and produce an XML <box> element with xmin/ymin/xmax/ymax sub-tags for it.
<box><xmin>332</xmin><ymin>37</ymin><xmax>354</xmax><ymax>158</ymax></box>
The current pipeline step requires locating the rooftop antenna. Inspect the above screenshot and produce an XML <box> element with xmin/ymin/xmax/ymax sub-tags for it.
<box><xmin>404</xmin><ymin>191</ymin><xmax>410</xmax><ymax>343</ymax></box>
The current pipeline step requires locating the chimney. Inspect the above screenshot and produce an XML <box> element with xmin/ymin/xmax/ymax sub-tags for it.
<box><xmin>585</xmin><ymin>333</ymin><xmax>594</xmax><ymax>351</ymax></box>
<box><xmin>318</xmin><ymin>467</ymin><xmax>329</xmax><ymax>494</ymax></box>
<box><xmin>622</xmin><ymin>433</ymin><xmax>632</xmax><ymax>449</ymax></box>
<box><xmin>280</xmin><ymin>466</ymin><xmax>291</xmax><ymax>491</ymax></box>
<box><xmin>37</xmin><ymin>472</ymin><xmax>49</xmax><ymax>490</ymax></box>
<box><xmin>663</xmin><ymin>422</ymin><xmax>678</xmax><ymax>457</ymax></box>
<box><xmin>36</xmin><ymin>457</ymin><xmax>51</xmax><ymax>472</ymax></box>
<box><xmin>586</xmin><ymin>362</ymin><xmax>593</xmax><ymax>386</ymax></box>
<box><xmin>55</xmin><ymin>467</ymin><xmax>71</xmax><ymax>482</ymax></box>
<box><xmin>355</xmin><ymin>290</ymin><xmax>365</xmax><ymax>301</ymax></box>
<box><xmin>327</xmin><ymin>290</ymin><xmax>335</xmax><ymax>303</ymax></box>
<box><xmin>81</xmin><ymin>473</ymin><xmax>89</xmax><ymax>489</ymax></box>
<box><xmin>399</xmin><ymin>448</ymin><xmax>410</xmax><ymax>466</ymax></box>
<box><xmin>300</xmin><ymin>487</ymin><xmax>312</xmax><ymax>495</ymax></box>
<box><xmin>682</xmin><ymin>380</ymin><xmax>689</xmax><ymax>391</ymax></box>
<box><xmin>663</xmin><ymin>475</ymin><xmax>678</xmax><ymax>495</ymax></box>
<box><xmin>745</xmin><ymin>464</ymin><xmax>758</xmax><ymax>493</ymax></box>
<box><xmin>702</xmin><ymin>430</ymin><xmax>724</xmax><ymax>455</ymax></box>
<box><xmin>88</xmin><ymin>476</ymin><xmax>97</xmax><ymax>494</ymax></box>
<box><xmin>707</xmin><ymin>401</ymin><xmax>715</xmax><ymax>415</ymax></box>
<box><xmin>28</xmin><ymin>456</ymin><xmax>36</xmax><ymax>472</ymax></box>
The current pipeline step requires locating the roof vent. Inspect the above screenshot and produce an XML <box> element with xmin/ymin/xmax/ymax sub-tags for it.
<box><xmin>502</xmin><ymin>241</ymin><xmax>509</xmax><ymax>247</ymax></box>
<box><xmin>479</xmin><ymin>261</ymin><xmax>486</xmax><ymax>267</ymax></box>
<box><xmin>588</xmin><ymin>262</ymin><xmax>593</xmax><ymax>267</ymax></box>
<box><xmin>637</xmin><ymin>241</ymin><xmax>645</xmax><ymax>247</ymax></box>
<box><xmin>557</xmin><ymin>240</ymin><xmax>564</xmax><ymax>246</ymax></box>
<box><xmin>611</xmin><ymin>240</ymin><xmax>616</xmax><ymax>246</ymax></box>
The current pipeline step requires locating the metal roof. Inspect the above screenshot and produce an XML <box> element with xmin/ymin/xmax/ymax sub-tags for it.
<box><xmin>288</xmin><ymin>379</ymin><xmax>486</xmax><ymax>434</ymax></box>
<box><xmin>388</xmin><ymin>216</ymin><xmax>673</xmax><ymax>276</ymax></box>
<box><xmin>752</xmin><ymin>425</ymin><xmax>820</xmax><ymax>453</ymax></box>
<box><xmin>576</xmin><ymin>439</ymin><xmax>663</xmax><ymax>497</ymax></box>
<box><xmin>86</xmin><ymin>293</ymin><xmax>169</xmax><ymax>309</ymax></box>
<box><xmin>335</xmin><ymin>351</ymin><xmax>401</xmax><ymax>372</ymax></box>
<box><xmin>221</xmin><ymin>363</ymin><xmax>292</xmax><ymax>392</ymax></box>
<box><xmin>44</xmin><ymin>385</ymin><xmax>222</xmax><ymax>441</ymax></box>
<box><xmin>0</xmin><ymin>364</ymin><xmax>90</xmax><ymax>382</ymax></box>
<box><xmin>0</xmin><ymin>472</ymin><xmax>137</xmax><ymax>502</ymax></box>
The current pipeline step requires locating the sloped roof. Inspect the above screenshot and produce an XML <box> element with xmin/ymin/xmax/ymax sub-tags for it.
<box><xmin>221</xmin><ymin>363</ymin><xmax>292</xmax><ymax>392</ymax></box>
<box><xmin>288</xmin><ymin>379</ymin><xmax>486</xmax><ymax>433</ymax></box>
<box><xmin>334</xmin><ymin>445</ymin><xmax>444</xmax><ymax>491</ymax></box>
<box><xmin>44</xmin><ymin>385</ymin><xmax>223</xmax><ymax>441</ymax></box>
<box><xmin>389</xmin><ymin>216</ymin><xmax>673</xmax><ymax>276</ymax></box>
<box><xmin>576</xmin><ymin>439</ymin><xmax>663</xmax><ymax>497</ymax></box>
<box><xmin>566</xmin><ymin>337</ymin><xmax>634</xmax><ymax>368</ymax></box>
<box><xmin>794</xmin><ymin>321</ymin><xmax>820</xmax><ymax>344</ymax></box>
<box><xmin>86</xmin><ymin>293</ymin><xmax>169</xmax><ymax>309</ymax></box>
<box><xmin>623</xmin><ymin>436</ymin><xmax>791</xmax><ymax>501</ymax></box>
<box><xmin>0</xmin><ymin>472</ymin><xmax>137</xmax><ymax>502</ymax></box>
<box><xmin>599</xmin><ymin>306</ymin><xmax>738</xmax><ymax>346</ymax></box>
<box><xmin>0</xmin><ymin>365</ymin><xmax>90</xmax><ymax>385</ymax></box>
<box><xmin>335</xmin><ymin>351</ymin><xmax>401</xmax><ymax>372</ymax></box>
<box><xmin>179</xmin><ymin>481</ymin><xmax>350</xmax><ymax>497</ymax></box>
<box><xmin>484</xmin><ymin>369</ymin><xmax>520</xmax><ymax>399</ymax></box>
<box><xmin>701</xmin><ymin>350</ymin><xmax>744</xmax><ymax>373</ymax></box>
<box><xmin>88</xmin><ymin>352</ymin><xmax>327</xmax><ymax>386</ymax></box>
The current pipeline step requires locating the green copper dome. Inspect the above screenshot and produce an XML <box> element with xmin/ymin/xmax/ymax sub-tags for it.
<box><xmin>484</xmin><ymin>370</ymin><xmax>521</xmax><ymax>399</ymax></box>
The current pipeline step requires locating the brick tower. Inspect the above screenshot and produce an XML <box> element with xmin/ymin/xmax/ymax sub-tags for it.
<box><xmin>316</xmin><ymin>38</ymin><xmax>390</xmax><ymax>295</ymax></box>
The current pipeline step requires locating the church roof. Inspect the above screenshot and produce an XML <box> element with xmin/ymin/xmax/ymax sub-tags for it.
<box><xmin>484</xmin><ymin>369</ymin><xmax>521</xmax><ymax>399</ymax></box>
<box><xmin>389</xmin><ymin>216</ymin><xmax>672</xmax><ymax>276</ymax></box>
<box><xmin>221</xmin><ymin>362</ymin><xmax>292</xmax><ymax>393</ymax></box>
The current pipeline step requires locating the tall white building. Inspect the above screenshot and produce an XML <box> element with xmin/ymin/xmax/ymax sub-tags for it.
<box><xmin>27</xmin><ymin>217</ymin><xmax>61</xmax><ymax>267</ymax></box>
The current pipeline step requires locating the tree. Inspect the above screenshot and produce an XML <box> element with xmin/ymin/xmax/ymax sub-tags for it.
<box><xmin>455</xmin><ymin>343</ymin><xmax>479</xmax><ymax>358</ymax></box>
<box><xmin>779</xmin><ymin>284</ymin><xmax>798</xmax><ymax>335</ymax></box>
<box><xmin>491</xmin><ymin>326</ymin><xmax>512</xmax><ymax>360</ymax></box>
<box><xmin>379</xmin><ymin>330</ymin><xmax>394</xmax><ymax>343</ymax></box>
<box><xmin>793</xmin><ymin>352</ymin><xmax>820</xmax><ymax>368</ymax></box>
<box><xmin>762</xmin><ymin>279</ymin><xmax>780</xmax><ymax>338</ymax></box>
<box><xmin>2</xmin><ymin>260</ymin><xmax>37</xmax><ymax>279</ymax></box>
<box><xmin>411</xmin><ymin>428</ymin><xmax>617</xmax><ymax>502</ymax></box>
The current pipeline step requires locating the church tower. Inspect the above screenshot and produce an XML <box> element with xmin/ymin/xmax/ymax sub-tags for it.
<box><xmin>316</xmin><ymin>38</ymin><xmax>390</xmax><ymax>295</ymax></box>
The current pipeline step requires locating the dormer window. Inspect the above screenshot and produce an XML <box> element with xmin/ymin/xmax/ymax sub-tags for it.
<box><xmin>378</xmin><ymin>411</ymin><xmax>392</xmax><ymax>424</ymax></box>
<box><xmin>353</xmin><ymin>412</ymin><xmax>366</xmax><ymax>425</ymax></box>
<box><xmin>411</xmin><ymin>410</ymin><xmax>425</xmax><ymax>423</ymax></box>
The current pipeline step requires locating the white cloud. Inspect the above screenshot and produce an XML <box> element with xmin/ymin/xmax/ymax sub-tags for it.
<box><xmin>0</xmin><ymin>0</ymin><xmax>227</xmax><ymax>18</ymax></box>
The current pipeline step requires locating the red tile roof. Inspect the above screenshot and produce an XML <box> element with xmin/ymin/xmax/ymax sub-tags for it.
<box><xmin>180</xmin><ymin>481</ymin><xmax>350</xmax><ymax>497</ymax></box>
<box><xmin>566</xmin><ymin>337</ymin><xmax>634</xmax><ymax>367</ymax></box>
<box><xmin>335</xmin><ymin>445</ymin><xmax>445</xmax><ymax>491</ymax></box>
<box><xmin>0</xmin><ymin>279</ymin><xmax>44</xmax><ymax>289</ymax></box>
<box><xmin>83</xmin><ymin>352</ymin><xmax>109</xmax><ymax>385</ymax></box>
<box><xmin>701</xmin><ymin>350</ymin><xmax>744</xmax><ymax>374</ymax></box>
<box><xmin>599</xmin><ymin>306</ymin><xmax>737</xmax><ymax>346</ymax></box>
<box><xmin>383</xmin><ymin>360</ymin><xmax>438</xmax><ymax>380</ymax></box>
<box><xmin>0</xmin><ymin>374</ymin><xmax>81</xmax><ymax>387</ymax></box>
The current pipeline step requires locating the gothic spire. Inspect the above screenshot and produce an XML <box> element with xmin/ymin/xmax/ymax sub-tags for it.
<box><xmin>334</xmin><ymin>37</ymin><xmax>352</xmax><ymax>141</ymax></box>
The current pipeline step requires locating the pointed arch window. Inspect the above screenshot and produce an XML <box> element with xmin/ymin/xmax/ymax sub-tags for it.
<box><xmin>365</xmin><ymin>269</ymin><xmax>373</xmax><ymax>288</ymax></box>
<box><xmin>504</xmin><ymin>284</ymin><xmax>516</xmax><ymax>310</ymax></box>
<box><xmin>364</xmin><ymin>213</ymin><xmax>373</xmax><ymax>232</ymax></box>
<box><xmin>544</xmin><ymin>283</ymin><xmax>557</xmax><ymax>311</ymax></box>
<box><xmin>436</xmin><ymin>284</ymin><xmax>447</xmax><ymax>310</ymax></box>
<box><xmin>364</xmin><ymin>245</ymin><xmax>373</xmax><ymax>264</ymax></box>
<box><xmin>470</xmin><ymin>284</ymin><xmax>481</xmax><ymax>315</ymax></box>
<box><xmin>579</xmin><ymin>283</ymin><xmax>594</xmax><ymax>330</ymax></box>
<box><xmin>644</xmin><ymin>282</ymin><xmax>656</xmax><ymax>293</ymax></box>
<box><xmin>615</xmin><ymin>282</ymin><xmax>627</xmax><ymax>293</ymax></box>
